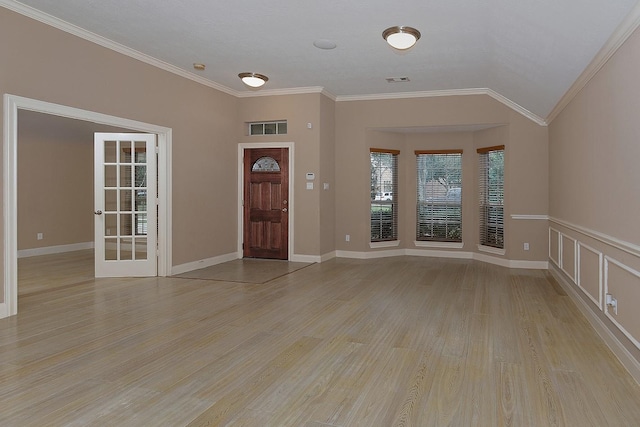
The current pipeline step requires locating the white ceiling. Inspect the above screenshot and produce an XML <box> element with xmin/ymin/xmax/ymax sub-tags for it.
<box><xmin>7</xmin><ymin>0</ymin><xmax>640</xmax><ymax>121</ymax></box>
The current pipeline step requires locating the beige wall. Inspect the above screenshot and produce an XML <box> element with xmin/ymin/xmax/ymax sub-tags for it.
<box><xmin>17</xmin><ymin>114</ymin><xmax>94</xmax><ymax>250</ymax></box>
<box><xmin>335</xmin><ymin>95</ymin><xmax>549</xmax><ymax>261</ymax></box>
<box><xmin>549</xmin><ymin>26</ymin><xmax>640</xmax><ymax>364</ymax></box>
<box><xmin>1</xmin><ymin>6</ymin><xmax>239</xmax><ymax>290</ymax></box>
<box><xmin>4</xmin><ymin>0</ymin><xmax>638</xmax><ymax>380</ymax></box>
<box><xmin>319</xmin><ymin>95</ymin><xmax>336</xmax><ymax>256</ymax></box>
<box><xmin>16</xmin><ymin>111</ymin><xmax>134</xmax><ymax>252</ymax></box>
<box><xmin>2</xmin><ymin>6</ymin><xmax>550</xmax><ymax>310</ymax></box>
<box><xmin>238</xmin><ymin>94</ymin><xmax>325</xmax><ymax>257</ymax></box>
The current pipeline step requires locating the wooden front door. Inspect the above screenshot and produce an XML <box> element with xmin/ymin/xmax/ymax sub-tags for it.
<box><xmin>243</xmin><ymin>148</ymin><xmax>289</xmax><ymax>259</ymax></box>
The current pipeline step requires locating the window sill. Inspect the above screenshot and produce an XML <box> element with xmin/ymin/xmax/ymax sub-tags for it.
<box><xmin>478</xmin><ymin>244</ymin><xmax>506</xmax><ymax>256</ymax></box>
<box><xmin>370</xmin><ymin>240</ymin><xmax>400</xmax><ymax>249</ymax></box>
<box><xmin>414</xmin><ymin>241</ymin><xmax>463</xmax><ymax>249</ymax></box>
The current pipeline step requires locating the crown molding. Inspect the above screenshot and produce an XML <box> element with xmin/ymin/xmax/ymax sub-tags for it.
<box><xmin>484</xmin><ymin>89</ymin><xmax>547</xmax><ymax>126</ymax></box>
<box><xmin>336</xmin><ymin>88</ymin><xmax>547</xmax><ymax>126</ymax></box>
<box><xmin>2</xmin><ymin>0</ymin><xmax>545</xmax><ymax>126</ymax></box>
<box><xmin>335</xmin><ymin>87</ymin><xmax>487</xmax><ymax>102</ymax></box>
<box><xmin>236</xmin><ymin>86</ymin><xmax>326</xmax><ymax>98</ymax></box>
<box><xmin>2</xmin><ymin>0</ymin><xmax>341</xmax><ymax>102</ymax></box>
<box><xmin>0</xmin><ymin>0</ymin><xmax>239</xmax><ymax>97</ymax></box>
<box><xmin>320</xmin><ymin>89</ymin><xmax>338</xmax><ymax>101</ymax></box>
<box><xmin>546</xmin><ymin>2</ymin><xmax>640</xmax><ymax>124</ymax></box>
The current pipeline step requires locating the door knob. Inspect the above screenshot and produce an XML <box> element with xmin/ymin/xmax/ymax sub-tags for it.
<box><xmin>282</xmin><ymin>207</ymin><xmax>288</xmax><ymax>212</ymax></box>
<box><xmin>94</xmin><ymin>210</ymin><xmax>103</xmax><ymax>215</ymax></box>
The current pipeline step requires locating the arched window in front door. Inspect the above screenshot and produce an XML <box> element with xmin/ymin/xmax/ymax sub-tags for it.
<box><xmin>252</xmin><ymin>156</ymin><xmax>281</xmax><ymax>172</ymax></box>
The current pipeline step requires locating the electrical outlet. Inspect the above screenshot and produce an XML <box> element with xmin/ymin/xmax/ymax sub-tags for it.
<box><xmin>345</xmin><ymin>234</ymin><xmax>350</xmax><ymax>242</ymax></box>
<box><xmin>523</xmin><ymin>242</ymin><xmax>529</xmax><ymax>251</ymax></box>
<box><xmin>606</xmin><ymin>293</ymin><xmax>618</xmax><ymax>315</ymax></box>
<box><xmin>37</xmin><ymin>232</ymin><xmax>43</xmax><ymax>240</ymax></box>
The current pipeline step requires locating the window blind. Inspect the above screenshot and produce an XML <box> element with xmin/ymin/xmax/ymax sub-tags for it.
<box><xmin>370</xmin><ymin>149</ymin><xmax>399</xmax><ymax>241</ymax></box>
<box><xmin>415</xmin><ymin>150</ymin><xmax>463</xmax><ymax>242</ymax></box>
<box><xmin>478</xmin><ymin>146</ymin><xmax>504</xmax><ymax>249</ymax></box>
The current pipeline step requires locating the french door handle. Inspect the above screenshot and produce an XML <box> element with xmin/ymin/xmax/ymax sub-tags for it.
<box><xmin>94</xmin><ymin>210</ymin><xmax>103</xmax><ymax>215</ymax></box>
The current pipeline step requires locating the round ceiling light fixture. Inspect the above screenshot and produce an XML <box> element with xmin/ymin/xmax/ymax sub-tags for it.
<box><xmin>382</xmin><ymin>26</ymin><xmax>421</xmax><ymax>50</ymax></box>
<box><xmin>238</xmin><ymin>72</ymin><xmax>269</xmax><ymax>88</ymax></box>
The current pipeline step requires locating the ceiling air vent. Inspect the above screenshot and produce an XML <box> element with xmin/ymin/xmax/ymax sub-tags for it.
<box><xmin>386</xmin><ymin>77</ymin><xmax>410</xmax><ymax>83</ymax></box>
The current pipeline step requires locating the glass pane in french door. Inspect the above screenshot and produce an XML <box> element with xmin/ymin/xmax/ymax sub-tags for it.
<box><xmin>102</xmin><ymin>138</ymin><xmax>149</xmax><ymax>262</ymax></box>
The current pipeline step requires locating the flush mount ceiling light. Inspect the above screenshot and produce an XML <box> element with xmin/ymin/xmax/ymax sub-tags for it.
<box><xmin>238</xmin><ymin>72</ymin><xmax>269</xmax><ymax>88</ymax></box>
<box><xmin>382</xmin><ymin>26</ymin><xmax>421</xmax><ymax>50</ymax></box>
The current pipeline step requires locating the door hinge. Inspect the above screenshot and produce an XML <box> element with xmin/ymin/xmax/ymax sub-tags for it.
<box><xmin>155</xmin><ymin>146</ymin><xmax>160</xmax><ymax>154</ymax></box>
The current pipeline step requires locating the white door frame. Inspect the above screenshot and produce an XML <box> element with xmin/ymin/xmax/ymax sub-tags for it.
<box><xmin>238</xmin><ymin>142</ymin><xmax>294</xmax><ymax>260</ymax></box>
<box><xmin>2</xmin><ymin>94</ymin><xmax>173</xmax><ymax>318</ymax></box>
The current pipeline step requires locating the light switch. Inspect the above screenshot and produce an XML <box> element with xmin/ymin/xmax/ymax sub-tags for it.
<box><xmin>306</xmin><ymin>182</ymin><xmax>314</xmax><ymax>190</ymax></box>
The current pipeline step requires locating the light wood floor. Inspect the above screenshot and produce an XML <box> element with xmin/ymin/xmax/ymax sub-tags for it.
<box><xmin>3</xmin><ymin>252</ymin><xmax>640</xmax><ymax>426</ymax></box>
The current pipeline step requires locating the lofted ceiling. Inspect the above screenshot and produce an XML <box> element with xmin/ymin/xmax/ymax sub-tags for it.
<box><xmin>5</xmin><ymin>0</ymin><xmax>640</xmax><ymax>122</ymax></box>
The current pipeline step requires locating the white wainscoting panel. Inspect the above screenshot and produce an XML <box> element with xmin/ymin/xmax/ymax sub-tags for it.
<box><xmin>561</xmin><ymin>234</ymin><xmax>577</xmax><ymax>283</ymax></box>
<box><xmin>549</xmin><ymin>228</ymin><xmax>560</xmax><ymax>267</ymax></box>
<box><xmin>549</xmin><ymin>218</ymin><xmax>640</xmax><ymax>380</ymax></box>
<box><xmin>577</xmin><ymin>242</ymin><xmax>603</xmax><ymax>309</ymax></box>
<box><xmin>604</xmin><ymin>256</ymin><xmax>640</xmax><ymax>351</ymax></box>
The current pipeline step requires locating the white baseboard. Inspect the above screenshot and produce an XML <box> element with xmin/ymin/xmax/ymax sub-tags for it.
<box><xmin>550</xmin><ymin>263</ymin><xmax>640</xmax><ymax>385</ymax></box>
<box><xmin>406</xmin><ymin>248</ymin><xmax>474</xmax><ymax>260</ymax></box>
<box><xmin>170</xmin><ymin>248</ymin><xmax>548</xmax><ymax>276</ymax></box>
<box><xmin>474</xmin><ymin>252</ymin><xmax>548</xmax><ymax>269</ymax></box>
<box><xmin>335</xmin><ymin>248</ymin><xmax>547</xmax><ymax>269</ymax></box>
<box><xmin>239</xmin><ymin>252</ymin><xmax>333</xmax><ymax>264</ymax></box>
<box><xmin>321</xmin><ymin>251</ymin><xmax>337</xmax><ymax>262</ymax></box>
<box><xmin>171</xmin><ymin>252</ymin><xmax>239</xmax><ymax>275</ymax></box>
<box><xmin>17</xmin><ymin>242</ymin><xmax>94</xmax><ymax>258</ymax></box>
<box><xmin>291</xmin><ymin>254</ymin><xmax>322</xmax><ymax>263</ymax></box>
<box><xmin>336</xmin><ymin>249</ymin><xmax>405</xmax><ymax>259</ymax></box>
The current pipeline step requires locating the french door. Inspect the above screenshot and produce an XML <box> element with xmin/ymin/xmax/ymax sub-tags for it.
<box><xmin>94</xmin><ymin>133</ymin><xmax>157</xmax><ymax>277</ymax></box>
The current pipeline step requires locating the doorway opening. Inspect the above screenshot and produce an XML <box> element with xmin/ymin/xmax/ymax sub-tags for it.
<box><xmin>2</xmin><ymin>94</ymin><xmax>173</xmax><ymax>318</ymax></box>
